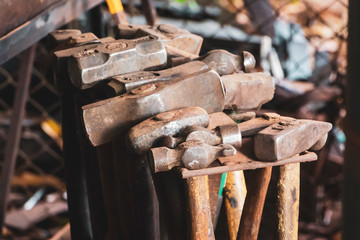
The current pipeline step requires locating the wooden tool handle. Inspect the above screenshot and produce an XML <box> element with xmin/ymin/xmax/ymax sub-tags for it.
<box><xmin>186</xmin><ymin>175</ymin><xmax>215</xmax><ymax>240</ymax></box>
<box><xmin>224</xmin><ymin>170</ymin><xmax>247</xmax><ymax>240</ymax></box>
<box><xmin>277</xmin><ymin>163</ymin><xmax>300</xmax><ymax>240</ymax></box>
<box><xmin>237</xmin><ymin>167</ymin><xmax>272</xmax><ymax>240</ymax></box>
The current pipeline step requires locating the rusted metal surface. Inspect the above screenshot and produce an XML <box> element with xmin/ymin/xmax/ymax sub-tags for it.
<box><xmin>277</xmin><ymin>162</ymin><xmax>300</xmax><ymax>240</ymax></box>
<box><xmin>222</xmin><ymin>72</ymin><xmax>275</xmax><ymax>112</ymax></box>
<box><xmin>238</xmin><ymin>113</ymin><xmax>295</xmax><ymax>137</ymax></box>
<box><xmin>128</xmin><ymin>107</ymin><xmax>209</xmax><ymax>154</ymax></box>
<box><xmin>162</xmin><ymin>123</ymin><xmax>242</xmax><ymax>150</ymax></box>
<box><xmin>82</xmin><ymin>68</ymin><xmax>225</xmax><ymax>146</ymax></box>
<box><xmin>224</xmin><ymin>171</ymin><xmax>247</xmax><ymax>240</ymax></box>
<box><xmin>67</xmin><ymin>35</ymin><xmax>167</xmax><ymax>89</ymax></box>
<box><xmin>48</xmin><ymin>29</ymin><xmax>82</xmax><ymax>47</ymax></box>
<box><xmin>117</xmin><ymin>24</ymin><xmax>203</xmax><ymax>56</ymax></box>
<box><xmin>237</xmin><ymin>167</ymin><xmax>272</xmax><ymax>240</ymax></box>
<box><xmin>150</xmin><ymin>141</ymin><xmax>236</xmax><ymax>172</ymax></box>
<box><xmin>0</xmin><ymin>0</ymin><xmax>105</xmax><ymax>65</ymax></box>
<box><xmin>229</xmin><ymin>112</ymin><xmax>256</xmax><ymax>122</ymax></box>
<box><xmin>185</xmin><ymin>175</ymin><xmax>215</xmax><ymax>240</ymax></box>
<box><xmin>199</xmin><ymin>50</ymin><xmax>255</xmax><ymax>75</ymax></box>
<box><xmin>254</xmin><ymin>119</ymin><xmax>332</xmax><ymax>161</ymax></box>
<box><xmin>0</xmin><ymin>45</ymin><xmax>36</xmax><ymax>238</ymax></box>
<box><xmin>180</xmin><ymin>151</ymin><xmax>317</xmax><ymax>178</ymax></box>
<box><xmin>106</xmin><ymin>61</ymin><xmax>208</xmax><ymax>95</ymax></box>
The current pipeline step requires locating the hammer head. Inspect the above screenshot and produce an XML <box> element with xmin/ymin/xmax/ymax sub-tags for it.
<box><xmin>67</xmin><ymin>35</ymin><xmax>167</xmax><ymax>89</ymax></box>
<box><xmin>149</xmin><ymin>141</ymin><xmax>236</xmax><ymax>173</ymax></box>
<box><xmin>48</xmin><ymin>29</ymin><xmax>82</xmax><ymax>47</ymax></box>
<box><xmin>127</xmin><ymin>107</ymin><xmax>210</xmax><ymax>154</ymax></box>
<box><xmin>254</xmin><ymin>119</ymin><xmax>332</xmax><ymax>161</ymax></box>
<box><xmin>82</xmin><ymin>68</ymin><xmax>225</xmax><ymax>146</ymax></box>
<box><xmin>117</xmin><ymin>24</ymin><xmax>203</xmax><ymax>56</ymax></box>
<box><xmin>105</xmin><ymin>61</ymin><xmax>208</xmax><ymax>95</ymax></box>
<box><xmin>222</xmin><ymin>72</ymin><xmax>275</xmax><ymax>112</ymax></box>
<box><xmin>199</xmin><ymin>50</ymin><xmax>256</xmax><ymax>76</ymax></box>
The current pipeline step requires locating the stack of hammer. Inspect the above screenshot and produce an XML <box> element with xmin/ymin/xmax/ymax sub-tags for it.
<box><xmin>48</xmin><ymin>23</ymin><xmax>332</xmax><ymax>240</ymax></box>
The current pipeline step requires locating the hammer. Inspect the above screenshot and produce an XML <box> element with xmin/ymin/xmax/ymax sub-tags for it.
<box><xmin>128</xmin><ymin>109</ymin><xmax>331</xmax><ymax>239</ymax></box>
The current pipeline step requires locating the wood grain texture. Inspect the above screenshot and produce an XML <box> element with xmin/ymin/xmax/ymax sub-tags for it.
<box><xmin>277</xmin><ymin>162</ymin><xmax>300</xmax><ymax>240</ymax></box>
<box><xmin>224</xmin><ymin>171</ymin><xmax>247</xmax><ymax>240</ymax></box>
<box><xmin>186</xmin><ymin>175</ymin><xmax>215</xmax><ymax>240</ymax></box>
<box><xmin>237</xmin><ymin>167</ymin><xmax>272</xmax><ymax>240</ymax></box>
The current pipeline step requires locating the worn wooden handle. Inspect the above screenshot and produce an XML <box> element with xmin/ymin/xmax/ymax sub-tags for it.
<box><xmin>224</xmin><ymin>170</ymin><xmax>247</xmax><ymax>240</ymax></box>
<box><xmin>186</xmin><ymin>175</ymin><xmax>215</xmax><ymax>240</ymax></box>
<box><xmin>277</xmin><ymin>163</ymin><xmax>300</xmax><ymax>240</ymax></box>
<box><xmin>237</xmin><ymin>167</ymin><xmax>272</xmax><ymax>240</ymax></box>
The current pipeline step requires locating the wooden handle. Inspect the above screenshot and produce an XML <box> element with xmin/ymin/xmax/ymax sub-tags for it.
<box><xmin>277</xmin><ymin>163</ymin><xmax>300</xmax><ymax>240</ymax></box>
<box><xmin>224</xmin><ymin>170</ymin><xmax>247</xmax><ymax>240</ymax></box>
<box><xmin>186</xmin><ymin>175</ymin><xmax>215</xmax><ymax>240</ymax></box>
<box><xmin>237</xmin><ymin>167</ymin><xmax>272</xmax><ymax>240</ymax></box>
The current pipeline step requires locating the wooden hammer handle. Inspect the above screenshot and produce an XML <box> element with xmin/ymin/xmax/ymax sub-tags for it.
<box><xmin>224</xmin><ymin>170</ymin><xmax>247</xmax><ymax>240</ymax></box>
<box><xmin>237</xmin><ymin>167</ymin><xmax>272</xmax><ymax>240</ymax></box>
<box><xmin>186</xmin><ymin>175</ymin><xmax>215</xmax><ymax>240</ymax></box>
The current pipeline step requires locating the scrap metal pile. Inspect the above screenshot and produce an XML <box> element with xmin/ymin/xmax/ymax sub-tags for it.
<box><xmin>50</xmin><ymin>23</ymin><xmax>332</xmax><ymax>239</ymax></box>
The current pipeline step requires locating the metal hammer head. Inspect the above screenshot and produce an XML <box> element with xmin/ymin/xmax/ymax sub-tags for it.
<box><xmin>82</xmin><ymin>68</ymin><xmax>225</xmax><ymax>146</ymax></box>
<box><xmin>67</xmin><ymin>35</ymin><xmax>167</xmax><ymax>89</ymax></box>
<box><xmin>254</xmin><ymin>119</ymin><xmax>332</xmax><ymax>161</ymax></box>
<box><xmin>222</xmin><ymin>72</ymin><xmax>275</xmax><ymax>112</ymax></box>
<box><xmin>149</xmin><ymin>140</ymin><xmax>236</xmax><ymax>173</ymax></box>
<box><xmin>117</xmin><ymin>24</ymin><xmax>203</xmax><ymax>56</ymax></box>
<box><xmin>105</xmin><ymin>61</ymin><xmax>208</xmax><ymax>95</ymax></box>
<box><xmin>127</xmin><ymin>107</ymin><xmax>210</xmax><ymax>154</ymax></box>
<box><xmin>199</xmin><ymin>50</ymin><xmax>256</xmax><ymax>76</ymax></box>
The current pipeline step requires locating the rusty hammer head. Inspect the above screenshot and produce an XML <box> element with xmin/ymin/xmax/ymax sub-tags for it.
<box><xmin>127</xmin><ymin>107</ymin><xmax>210</xmax><ymax>154</ymax></box>
<box><xmin>117</xmin><ymin>24</ymin><xmax>203</xmax><ymax>57</ymax></box>
<box><xmin>82</xmin><ymin>67</ymin><xmax>225</xmax><ymax>146</ymax></box>
<box><xmin>199</xmin><ymin>50</ymin><xmax>256</xmax><ymax>76</ymax></box>
<box><xmin>67</xmin><ymin>35</ymin><xmax>167</xmax><ymax>89</ymax></box>
<box><xmin>221</xmin><ymin>72</ymin><xmax>275</xmax><ymax>112</ymax></box>
<box><xmin>104</xmin><ymin>61</ymin><xmax>208</xmax><ymax>96</ymax></box>
<box><xmin>254</xmin><ymin>119</ymin><xmax>332</xmax><ymax>161</ymax></box>
<box><xmin>149</xmin><ymin>140</ymin><xmax>237</xmax><ymax>172</ymax></box>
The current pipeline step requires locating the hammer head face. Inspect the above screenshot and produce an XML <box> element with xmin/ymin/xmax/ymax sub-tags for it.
<box><xmin>67</xmin><ymin>35</ymin><xmax>167</xmax><ymax>89</ymax></box>
<box><xmin>128</xmin><ymin>107</ymin><xmax>209</xmax><ymax>154</ymax></box>
<box><xmin>254</xmin><ymin>119</ymin><xmax>332</xmax><ymax>161</ymax></box>
<box><xmin>108</xmin><ymin>61</ymin><xmax>208</xmax><ymax>95</ymax></box>
<box><xmin>222</xmin><ymin>72</ymin><xmax>275</xmax><ymax>112</ymax></box>
<box><xmin>82</xmin><ymin>68</ymin><xmax>225</xmax><ymax>146</ymax></box>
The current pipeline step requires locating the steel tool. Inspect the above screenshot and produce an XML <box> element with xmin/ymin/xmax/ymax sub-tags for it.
<box><xmin>67</xmin><ymin>35</ymin><xmax>167</xmax><ymax>89</ymax></box>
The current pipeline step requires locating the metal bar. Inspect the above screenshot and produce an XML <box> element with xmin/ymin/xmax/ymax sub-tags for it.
<box><xmin>277</xmin><ymin>162</ymin><xmax>300</xmax><ymax>240</ymax></box>
<box><xmin>0</xmin><ymin>44</ymin><xmax>36</xmax><ymax>238</ymax></box>
<box><xmin>180</xmin><ymin>152</ymin><xmax>317</xmax><ymax>178</ymax></box>
<box><xmin>344</xmin><ymin>1</ymin><xmax>360</xmax><ymax>238</ymax></box>
<box><xmin>0</xmin><ymin>0</ymin><xmax>104</xmax><ymax>65</ymax></box>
